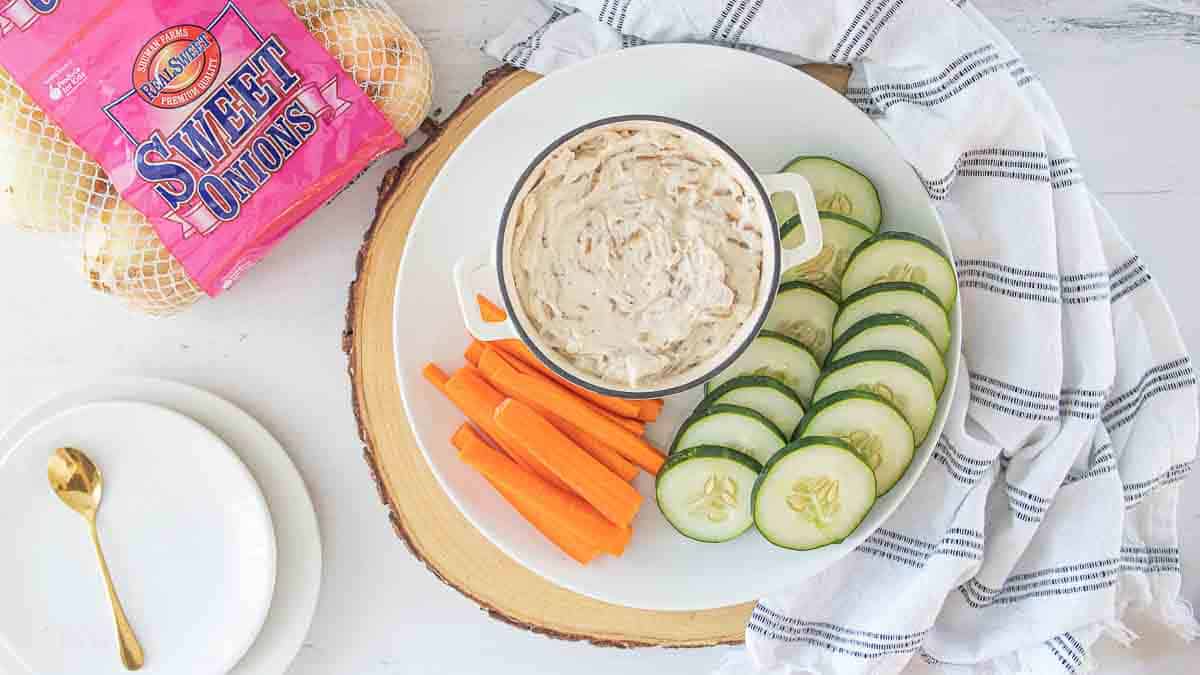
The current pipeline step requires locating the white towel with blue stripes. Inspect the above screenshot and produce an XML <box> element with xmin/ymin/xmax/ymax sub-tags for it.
<box><xmin>485</xmin><ymin>2</ymin><xmax>1198</xmax><ymax>673</ymax></box>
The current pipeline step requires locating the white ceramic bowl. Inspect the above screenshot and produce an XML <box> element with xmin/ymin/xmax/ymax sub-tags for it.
<box><xmin>453</xmin><ymin>114</ymin><xmax>825</xmax><ymax>398</ymax></box>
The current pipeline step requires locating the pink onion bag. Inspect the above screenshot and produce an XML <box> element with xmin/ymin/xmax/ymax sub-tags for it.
<box><xmin>0</xmin><ymin>0</ymin><xmax>405</xmax><ymax>294</ymax></box>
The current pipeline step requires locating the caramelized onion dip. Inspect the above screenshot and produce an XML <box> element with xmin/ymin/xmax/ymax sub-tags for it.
<box><xmin>508</xmin><ymin>122</ymin><xmax>764</xmax><ymax>387</ymax></box>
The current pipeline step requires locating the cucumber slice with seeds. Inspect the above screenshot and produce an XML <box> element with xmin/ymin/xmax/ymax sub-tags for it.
<box><xmin>782</xmin><ymin>213</ymin><xmax>873</xmax><ymax>298</ymax></box>
<box><xmin>842</xmin><ymin>232</ymin><xmax>957</xmax><ymax>309</ymax></box>
<box><xmin>752</xmin><ymin>436</ymin><xmax>876</xmax><ymax>550</ymax></box>
<box><xmin>834</xmin><ymin>282</ymin><xmax>951</xmax><ymax>353</ymax></box>
<box><xmin>705</xmin><ymin>331</ymin><xmax>821</xmax><ymax>404</ymax></box>
<box><xmin>795</xmin><ymin>391</ymin><xmax>915</xmax><ymax>495</ymax></box>
<box><xmin>656</xmin><ymin>445</ymin><xmax>762</xmax><ymax>543</ymax></box>
<box><xmin>762</xmin><ymin>281</ymin><xmax>838</xmax><ymax>362</ymax></box>
<box><xmin>828</xmin><ymin>313</ymin><xmax>947</xmax><ymax>396</ymax></box>
<box><xmin>670</xmin><ymin>404</ymin><xmax>786</xmax><ymax>465</ymax></box>
<box><xmin>813</xmin><ymin>350</ymin><xmax>937</xmax><ymax>443</ymax></box>
<box><xmin>699</xmin><ymin>375</ymin><xmax>807</xmax><ymax>438</ymax></box>
<box><xmin>781</xmin><ymin>156</ymin><xmax>882</xmax><ymax>231</ymax></box>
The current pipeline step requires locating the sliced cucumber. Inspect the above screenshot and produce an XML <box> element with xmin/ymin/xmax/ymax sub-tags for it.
<box><xmin>752</xmin><ymin>436</ymin><xmax>876</xmax><ymax>550</ymax></box>
<box><xmin>827</xmin><ymin>313</ymin><xmax>947</xmax><ymax>396</ymax></box>
<box><xmin>834</xmin><ymin>282</ymin><xmax>951</xmax><ymax>353</ymax></box>
<box><xmin>705</xmin><ymin>331</ymin><xmax>821</xmax><ymax>404</ymax></box>
<box><xmin>700</xmin><ymin>375</ymin><xmax>807</xmax><ymax>438</ymax></box>
<box><xmin>795</xmin><ymin>391</ymin><xmax>915</xmax><ymax>495</ymax></box>
<box><xmin>762</xmin><ymin>281</ymin><xmax>838</xmax><ymax>362</ymax></box>
<box><xmin>813</xmin><ymin>350</ymin><xmax>937</xmax><ymax>443</ymax></box>
<box><xmin>670</xmin><ymin>404</ymin><xmax>786</xmax><ymax>465</ymax></box>
<box><xmin>656</xmin><ymin>445</ymin><xmax>763</xmax><ymax>543</ymax></box>
<box><xmin>782</xmin><ymin>212</ymin><xmax>873</xmax><ymax>298</ymax></box>
<box><xmin>842</xmin><ymin>232</ymin><xmax>957</xmax><ymax>309</ymax></box>
<box><xmin>781</xmin><ymin>156</ymin><xmax>882</xmax><ymax>231</ymax></box>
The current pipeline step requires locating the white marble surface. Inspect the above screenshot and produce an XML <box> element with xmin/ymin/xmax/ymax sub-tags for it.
<box><xmin>2</xmin><ymin>1</ymin><xmax>1197</xmax><ymax>673</ymax></box>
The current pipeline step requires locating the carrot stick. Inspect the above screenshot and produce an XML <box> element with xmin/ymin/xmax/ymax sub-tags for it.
<box><xmin>486</xmin><ymin>343</ymin><xmax>531</xmax><ymax>374</ymax></box>
<box><xmin>464</xmin><ymin>340</ymin><xmax>486</xmax><ymax>366</ymax></box>
<box><xmin>634</xmin><ymin>399</ymin><xmax>664</xmax><ymax>422</ymax></box>
<box><xmin>598</xmin><ymin>405</ymin><xmax>644</xmax><ymax>435</ymax></box>
<box><xmin>451</xmin><ymin>424</ymin><xmax>600</xmax><ymax>564</ymax></box>
<box><xmin>478</xmin><ymin>348</ymin><xmax>646</xmax><ymax>436</ymax></box>
<box><xmin>492</xmin><ymin>480</ymin><xmax>599</xmax><ymax>564</ymax></box>
<box><xmin>426</xmin><ymin>361</ymin><xmax>566</xmax><ymax>488</ymax></box>
<box><xmin>492</xmin><ymin>339</ymin><xmax>645</xmax><ymax>420</ymax></box>
<box><xmin>495</xmin><ymin>398</ymin><xmax>643</xmax><ymax>527</ymax></box>
<box><xmin>486</xmin><ymin>349</ymin><xmax>644</xmax><ymax>439</ymax></box>
<box><xmin>424</xmin><ymin>363</ymin><xmax>533</xmax><ymax>471</ymax></box>
<box><xmin>477</xmin><ymin>294</ymin><xmax>507</xmax><ymax>322</ymax></box>
<box><xmin>484</xmin><ymin>360</ymin><xmax>666</xmax><ymax>475</ymax></box>
<box><xmin>602</xmin><ymin>408</ymin><xmax>644</xmax><ymax>435</ymax></box>
<box><xmin>456</xmin><ymin>424</ymin><xmax>632</xmax><ymax>556</ymax></box>
<box><xmin>445</xmin><ymin>369</ymin><xmax>572</xmax><ymax>491</ymax></box>
<box><xmin>423</xmin><ymin>362</ymin><xmax>452</xmax><ymax>392</ymax></box>
<box><xmin>475</xmin><ymin>296</ymin><xmax>655</xmax><ymax>426</ymax></box>
<box><xmin>551</xmin><ymin>417</ymin><xmax>640</xmax><ymax>481</ymax></box>
<box><xmin>475</xmin><ymin>350</ymin><xmax>635</xmax><ymax>478</ymax></box>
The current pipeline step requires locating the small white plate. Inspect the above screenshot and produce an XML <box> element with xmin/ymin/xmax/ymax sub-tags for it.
<box><xmin>394</xmin><ymin>44</ymin><xmax>961</xmax><ymax>611</ymax></box>
<box><xmin>0</xmin><ymin>399</ymin><xmax>276</xmax><ymax>675</ymax></box>
<box><xmin>0</xmin><ymin>377</ymin><xmax>321</xmax><ymax>675</ymax></box>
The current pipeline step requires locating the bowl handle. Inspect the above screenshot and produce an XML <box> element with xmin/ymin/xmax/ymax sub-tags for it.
<box><xmin>453</xmin><ymin>250</ymin><xmax>520</xmax><ymax>341</ymax></box>
<box><xmin>761</xmin><ymin>172</ymin><xmax>824</xmax><ymax>268</ymax></box>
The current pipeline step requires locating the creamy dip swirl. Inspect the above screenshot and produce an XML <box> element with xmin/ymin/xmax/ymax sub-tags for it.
<box><xmin>509</xmin><ymin>123</ymin><xmax>764</xmax><ymax>387</ymax></box>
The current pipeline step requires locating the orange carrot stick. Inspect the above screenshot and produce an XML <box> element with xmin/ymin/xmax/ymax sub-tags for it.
<box><xmin>423</xmin><ymin>363</ymin><xmax>532</xmax><ymax>471</ymax></box>
<box><xmin>493</xmin><ymin>480</ymin><xmax>599</xmax><ymax>564</ymax></box>
<box><xmin>478</xmin><ymin>348</ymin><xmax>646</xmax><ymax>436</ymax></box>
<box><xmin>426</xmin><ymin>361</ymin><xmax>565</xmax><ymax>487</ymax></box>
<box><xmin>597</xmin><ymin>405</ymin><xmax>644</xmax><ymax>435</ymax></box>
<box><xmin>634</xmin><ymin>398</ymin><xmax>664</xmax><ymax>422</ymax></box>
<box><xmin>483</xmin><ymin>358</ymin><xmax>665</xmax><ymax>475</ymax></box>
<box><xmin>423</xmin><ymin>362</ymin><xmax>452</xmax><ymax>392</ymax></box>
<box><xmin>475</xmin><ymin>295</ymin><xmax>653</xmax><ymax>426</ymax></box>
<box><xmin>445</xmin><ymin>369</ymin><xmax>572</xmax><ymax>491</ymax></box>
<box><xmin>459</xmin><ymin>362</ymin><xmax>489</xmax><ymax>382</ymax></box>
<box><xmin>486</xmin><ymin>343</ymin><xmax>531</xmax><ymax>374</ymax></box>
<box><xmin>456</xmin><ymin>424</ymin><xmax>632</xmax><ymax>556</ymax></box>
<box><xmin>551</xmin><ymin>417</ymin><xmax>639</xmax><ymax>481</ymax></box>
<box><xmin>451</xmin><ymin>424</ymin><xmax>600</xmax><ymax>564</ymax></box>
<box><xmin>494</xmin><ymin>398</ymin><xmax>643</xmax><ymax>527</ymax></box>
<box><xmin>492</xmin><ymin>339</ymin><xmax>645</xmax><ymax>420</ymax></box>
<box><xmin>473</xmin><ymin>350</ymin><xmax>635</xmax><ymax>478</ymax></box>
<box><xmin>483</xmin><ymin>349</ymin><xmax>637</xmax><ymax>439</ymax></box>
<box><xmin>464</xmin><ymin>340</ymin><xmax>486</xmax><ymax>366</ymax></box>
<box><xmin>477</xmin><ymin>294</ymin><xmax>507</xmax><ymax>322</ymax></box>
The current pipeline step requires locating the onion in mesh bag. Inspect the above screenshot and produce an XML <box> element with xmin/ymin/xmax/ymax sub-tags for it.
<box><xmin>0</xmin><ymin>70</ymin><xmax>112</xmax><ymax>234</ymax></box>
<box><xmin>291</xmin><ymin>0</ymin><xmax>433</xmax><ymax>139</ymax></box>
<box><xmin>83</xmin><ymin>199</ymin><xmax>204</xmax><ymax>316</ymax></box>
<box><xmin>4</xmin><ymin>0</ymin><xmax>433</xmax><ymax>315</ymax></box>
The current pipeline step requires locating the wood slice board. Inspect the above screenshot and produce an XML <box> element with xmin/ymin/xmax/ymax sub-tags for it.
<box><xmin>344</xmin><ymin>63</ymin><xmax>850</xmax><ymax>647</ymax></box>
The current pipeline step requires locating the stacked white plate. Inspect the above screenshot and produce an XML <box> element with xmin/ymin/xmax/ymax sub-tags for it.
<box><xmin>0</xmin><ymin>377</ymin><xmax>321</xmax><ymax>675</ymax></box>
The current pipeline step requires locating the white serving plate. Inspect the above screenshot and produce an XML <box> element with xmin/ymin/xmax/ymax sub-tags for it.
<box><xmin>0</xmin><ymin>400</ymin><xmax>276</xmax><ymax>675</ymax></box>
<box><xmin>394</xmin><ymin>44</ymin><xmax>961</xmax><ymax>611</ymax></box>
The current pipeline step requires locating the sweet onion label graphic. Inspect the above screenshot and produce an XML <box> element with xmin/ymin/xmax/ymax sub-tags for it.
<box><xmin>132</xmin><ymin>25</ymin><xmax>221</xmax><ymax>108</ymax></box>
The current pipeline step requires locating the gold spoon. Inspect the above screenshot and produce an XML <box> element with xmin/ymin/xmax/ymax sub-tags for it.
<box><xmin>48</xmin><ymin>447</ymin><xmax>145</xmax><ymax>671</ymax></box>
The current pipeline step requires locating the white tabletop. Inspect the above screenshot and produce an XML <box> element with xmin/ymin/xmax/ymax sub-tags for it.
<box><xmin>1</xmin><ymin>1</ymin><xmax>1196</xmax><ymax>673</ymax></box>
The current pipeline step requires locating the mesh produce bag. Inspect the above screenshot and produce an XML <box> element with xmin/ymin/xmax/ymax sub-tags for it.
<box><xmin>0</xmin><ymin>0</ymin><xmax>432</xmax><ymax>315</ymax></box>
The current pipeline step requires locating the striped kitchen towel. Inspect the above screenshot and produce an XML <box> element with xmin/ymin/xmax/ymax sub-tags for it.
<box><xmin>485</xmin><ymin>1</ymin><xmax>1198</xmax><ymax>673</ymax></box>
